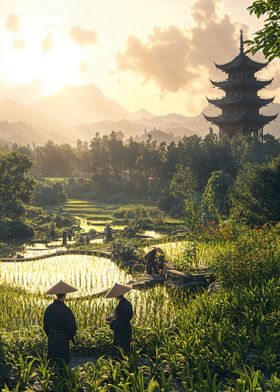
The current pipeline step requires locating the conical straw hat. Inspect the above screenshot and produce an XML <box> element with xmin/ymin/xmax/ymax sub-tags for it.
<box><xmin>105</xmin><ymin>282</ymin><xmax>132</xmax><ymax>298</ymax></box>
<box><xmin>45</xmin><ymin>280</ymin><xmax>78</xmax><ymax>295</ymax></box>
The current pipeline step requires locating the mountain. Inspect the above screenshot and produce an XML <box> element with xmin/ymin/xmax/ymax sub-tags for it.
<box><xmin>35</xmin><ymin>84</ymin><xmax>131</xmax><ymax>125</ymax></box>
<box><xmin>76</xmin><ymin>119</ymin><xmax>196</xmax><ymax>140</ymax></box>
<box><xmin>0</xmin><ymin>98</ymin><xmax>74</xmax><ymax>144</ymax></box>
<box><xmin>0</xmin><ymin>83</ymin><xmax>279</xmax><ymax>145</ymax></box>
<box><xmin>0</xmin><ymin>121</ymin><xmax>49</xmax><ymax>145</ymax></box>
<box><xmin>76</xmin><ymin>119</ymin><xmax>148</xmax><ymax>139</ymax></box>
<box><xmin>134</xmin><ymin>129</ymin><xmax>182</xmax><ymax>144</ymax></box>
<box><xmin>130</xmin><ymin>108</ymin><xmax>155</xmax><ymax>121</ymax></box>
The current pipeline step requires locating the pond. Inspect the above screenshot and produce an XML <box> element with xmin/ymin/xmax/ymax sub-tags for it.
<box><xmin>144</xmin><ymin>230</ymin><xmax>162</xmax><ymax>239</ymax></box>
<box><xmin>76</xmin><ymin>216</ymin><xmax>126</xmax><ymax>234</ymax></box>
<box><xmin>23</xmin><ymin>243</ymin><xmax>67</xmax><ymax>258</ymax></box>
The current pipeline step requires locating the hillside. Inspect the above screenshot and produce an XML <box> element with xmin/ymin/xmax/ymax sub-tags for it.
<box><xmin>0</xmin><ymin>84</ymin><xmax>278</xmax><ymax>145</ymax></box>
<box><xmin>35</xmin><ymin>84</ymin><xmax>131</xmax><ymax>125</ymax></box>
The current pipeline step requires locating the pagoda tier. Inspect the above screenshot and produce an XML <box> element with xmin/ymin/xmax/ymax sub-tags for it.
<box><xmin>206</xmin><ymin>96</ymin><xmax>274</xmax><ymax>108</ymax></box>
<box><xmin>214</xmin><ymin>54</ymin><xmax>268</xmax><ymax>73</ymax></box>
<box><xmin>210</xmin><ymin>78</ymin><xmax>273</xmax><ymax>90</ymax></box>
<box><xmin>204</xmin><ymin>112</ymin><xmax>278</xmax><ymax>126</ymax></box>
<box><xmin>204</xmin><ymin>30</ymin><xmax>277</xmax><ymax>138</ymax></box>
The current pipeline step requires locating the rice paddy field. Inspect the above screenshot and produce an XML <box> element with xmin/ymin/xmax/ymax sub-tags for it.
<box><xmin>0</xmin><ymin>224</ymin><xmax>279</xmax><ymax>391</ymax></box>
<box><xmin>63</xmin><ymin>199</ymin><xmax>126</xmax><ymax>234</ymax></box>
<box><xmin>62</xmin><ymin>199</ymin><xmax>182</xmax><ymax>235</ymax></box>
<box><xmin>143</xmin><ymin>240</ymin><xmax>233</xmax><ymax>272</ymax></box>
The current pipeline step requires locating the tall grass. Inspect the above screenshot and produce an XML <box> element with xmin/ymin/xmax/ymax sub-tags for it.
<box><xmin>0</xmin><ymin>279</ymin><xmax>279</xmax><ymax>390</ymax></box>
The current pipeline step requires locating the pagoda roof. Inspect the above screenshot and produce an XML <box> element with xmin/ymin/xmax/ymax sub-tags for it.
<box><xmin>210</xmin><ymin>78</ymin><xmax>273</xmax><ymax>90</ymax></box>
<box><xmin>215</xmin><ymin>53</ymin><xmax>268</xmax><ymax>73</ymax></box>
<box><xmin>206</xmin><ymin>95</ymin><xmax>274</xmax><ymax>108</ymax></box>
<box><xmin>203</xmin><ymin>112</ymin><xmax>278</xmax><ymax>125</ymax></box>
<box><xmin>214</xmin><ymin>31</ymin><xmax>268</xmax><ymax>73</ymax></box>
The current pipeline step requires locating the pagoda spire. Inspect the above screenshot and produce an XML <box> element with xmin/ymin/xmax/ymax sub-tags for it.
<box><xmin>240</xmin><ymin>29</ymin><xmax>244</xmax><ymax>54</ymax></box>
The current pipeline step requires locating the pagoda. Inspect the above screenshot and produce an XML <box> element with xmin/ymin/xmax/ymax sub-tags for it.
<box><xmin>204</xmin><ymin>30</ymin><xmax>277</xmax><ymax>139</ymax></box>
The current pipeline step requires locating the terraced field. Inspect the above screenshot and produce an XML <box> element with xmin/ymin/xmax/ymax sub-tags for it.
<box><xmin>63</xmin><ymin>199</ymin><xmax>126</xmax><ymax>233</ymax></box>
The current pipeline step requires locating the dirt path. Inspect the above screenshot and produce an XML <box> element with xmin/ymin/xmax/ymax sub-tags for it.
<box><xmin>70</xmin><ymin>355</ymin><xmax>97</xmax><ymax>368</ymax></box>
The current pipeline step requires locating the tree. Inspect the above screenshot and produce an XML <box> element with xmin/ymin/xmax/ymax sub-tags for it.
<box><xmin>0</xmin><ymin>152</ymin><xmax>34</xmax><ymax>218</ymax></box>
<box><xmin>170</xmin><ymin>165</ymin><xmax>199</xmax><ymax>217</ymax></box>
<box><xmin>0</xmin><ymin>152</ymin><xmax>35</xmax><ymax>240</ymax></box>
<box><xmin>202</xmin><ymin>170</ymin><xmax>232</xmax><ymax>223</ymax></box>
<box><xmin>229</xmin><ymin>156</ymin><xmax>280</xmax><ymax>225</ymax></box>
<box><xmin>246</xmin><ymin>0</ymin><xmax>280</xmax><ymax>61</ymax></box>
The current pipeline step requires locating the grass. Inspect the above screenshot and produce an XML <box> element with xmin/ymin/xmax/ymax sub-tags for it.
<box><xmin>62</xmin><ymin>199</ymin><xmax>184</xmax><ymax>236</ymax></box>
<box><xmin>0</xmin><ymin>276</ymin><xmax>279</xmax><ymax>390</ymax></box>
<box><xmin>144</xmin><ymin>239</ymin><xmax>232</xmax><ymax>270</ymax></box>
<box><xmin>0</xmin><ymin>224</ymin><xmax>280</xmax><ymax>389</ymax></box>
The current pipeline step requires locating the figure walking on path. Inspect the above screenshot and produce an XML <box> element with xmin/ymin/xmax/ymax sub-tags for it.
<box><xmin>104</xmin><ymin>224</ymin><xmax>113</xmax><ymax>242</ymax></box>
<box><xmin>43</xmin><ymin>280</ymin><xmax>77</xmax><ymax>367</ymax></box>
<box><xmin>105</xmin><ymin>283</ymin><xmax>133</xmax><ymax>356</ymax></box>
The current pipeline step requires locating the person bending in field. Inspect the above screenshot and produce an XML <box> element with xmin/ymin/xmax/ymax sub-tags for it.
<box><xmin>105</xmin><ymin>282</ymin><xmax>133</xmax><ymax>356</ymax></box>
<box><xmin>43</xmin><ymin>280</ymin><xmax>77</xmax><ymax>367</ymax></box>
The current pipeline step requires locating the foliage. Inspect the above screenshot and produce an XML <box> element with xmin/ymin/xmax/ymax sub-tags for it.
<box><xmin>229</xmin><ymin>156</ymin><xmax>280</xmax><ymax>225</ymax></box>
<box><xmin>4</xmin><ymin>133</ymin><xmax>280</xmax><ymax>226</ymax></box>
<box><xmin>211</xmin><ymin>224</ymin><xmax>280</xmax><ymax>287</ymax></box>
<box><xmin>202</xmin><ymin>169</ymin><xmax>232</xmax><ymax>222</ymax></box>
<box><xmin>112</xmin><ymin>239</ymin><xmax>142</xmax><ymax>269</ymax></box>
<box><xmin>0</xmin><ymin>153</ymin><xmax>35</xmax><ymax>241</ymax></box>
<box><xmin>34</xmin><ymin>181</ymin><xmax>67</xmax><ymax>206</ymax></box>
<box><xmin>0</xmin><ymin>276</ymin><xmax>279</xmax><ymax>390</ymax></box>
<box><xmin>246</xmin><ymin>0</ymin><xmax>280</xmax><ymax>61</ymax></box>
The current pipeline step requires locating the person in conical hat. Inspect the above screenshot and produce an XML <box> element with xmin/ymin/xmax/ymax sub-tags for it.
<box><xmin>105</xmin><ymin>283</ymin><xmax>133</xmax><ymax>355</ymax></box>
<box><xmin>43</xmin><ymin>280</ymin><xmax>77</xmax><ymax>366</ymax></box>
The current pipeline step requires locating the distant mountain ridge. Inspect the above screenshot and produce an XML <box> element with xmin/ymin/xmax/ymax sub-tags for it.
<box><xmin>0</xmin><ymin>83</ymin><xmax>278</xmax><ymax>144</ymax></box>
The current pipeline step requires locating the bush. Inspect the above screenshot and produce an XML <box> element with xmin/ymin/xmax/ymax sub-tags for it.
<box><xmin>34</xmin><ymin>181</ymin><xmax>67</xmax><ymax>206</ymax></box>
<box><xmin>211</xmin><ymin>224</ymin><xmax>280</xmax><ymax>287</ymax></box>
<box><xmin>106</xmin><ymin>193</ymin><xmax>129</xmax><ymax>203</ymax></box>
<box><xmin>156</xmin><ymin>194</ymin><xmax>173</xmax><ymax>211</ymax></box>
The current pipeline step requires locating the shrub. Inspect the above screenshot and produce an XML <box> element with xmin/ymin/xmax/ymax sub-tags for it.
<box><xmin>211</xmin><ymin>224</ymin><xmax>280</xmax><ymax>287</ymax></box>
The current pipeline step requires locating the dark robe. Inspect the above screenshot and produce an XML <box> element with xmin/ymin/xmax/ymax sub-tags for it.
<box><xmin>109</xmin><ymin>297</ymin><xmax>133</xmax><ymax>354</ymax></box>
<box><xmin>43</xmin><ymin>300</ymin><xmax>77</xmax><ymax>365</ymax></box>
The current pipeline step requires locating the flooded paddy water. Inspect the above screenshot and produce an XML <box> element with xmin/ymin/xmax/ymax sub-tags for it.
<box><xmin>0</xmin><ymin>253</ymin><xmax>178</xmax><ymax>333</ymax></box>
<box><xmin>0</xmin><ymin>254</ymin><xmax>131</xmax><ymax>297</ymax></box>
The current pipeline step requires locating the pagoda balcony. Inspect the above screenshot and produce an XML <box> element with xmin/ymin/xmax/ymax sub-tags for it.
<box><xmin>203</xmin><ymin>112</ymin><xmax>278</xmax><ymax>125</ymax></box>
<box><xmin>210</xmin><ymin>78</ymin><xmax>273</xmax><ymax>90</ymax></box>
<box><xmin>206</xmin><ymin>95</ymin><xmax>274</xmax><ymax>108</ymax></box>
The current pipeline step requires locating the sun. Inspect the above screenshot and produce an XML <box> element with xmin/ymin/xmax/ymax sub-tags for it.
<box><xmin>40</xmin><ymin>42</ymin><xmax>82</xmax><ymax>95</ymax></box>
<box><xmin>4</xmin><ymin>33</ymin><xmax>82</xmax><ymax>96</ymax></box>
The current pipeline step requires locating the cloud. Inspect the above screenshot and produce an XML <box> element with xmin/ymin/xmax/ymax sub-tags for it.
<box><xmin>191</xmin><ymin>0</ymin><xmax>222</xmax><ymax>25</ymax></box>
<box><xmin>41</xmin><ymin>32</ymin><xmax>53</xmax><ymax>52</ymax></box>
<box><xmin>5</xmin><ymin>14</ymin><xmax>21</xmax><ymax>33</ymax></box>
<box><xmin>117</xmin><ymin>26</ymin><xmax>197</xmax><ymax>92</ymax></box>
<box><xmin>70</xmin><ymin>25</ymin><xmax>98</xmax><ymax>46</ymax></box>
<box><xmin>116</xmin><ymin>0</ymin><xmax>243</xmax><ymax>93</ymax></box>
<box><xmin>80</xmin><ymin>62</ymin><xmax>89</xmax><ymax>73</ymax></box>
<box><xmin>12</xmin><ymin>37</ymin><xmax>25</xmax><ymax>50</ymax></box>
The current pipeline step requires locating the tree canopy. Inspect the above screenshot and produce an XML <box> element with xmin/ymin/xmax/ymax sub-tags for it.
<box><xmin>246</xmin><ymin>0</ymin><xmax>280</xmax><ymax>61</ymax></box>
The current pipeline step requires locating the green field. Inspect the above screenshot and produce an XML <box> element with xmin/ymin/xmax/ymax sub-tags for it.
<box><xmin>63</xmin><ymin>199</ymin><xmax>184</xmax><ymax>234</ymax></box>
<box><xmin>0</xmin><ymin>224</ymin><xmax>279</xmax><ymax>390</ymax></box>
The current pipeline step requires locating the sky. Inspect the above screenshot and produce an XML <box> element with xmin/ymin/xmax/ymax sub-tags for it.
<box><xmin>0</xmin><ymin>0</ymin><xmax>279</xmax><ymax>116</ymax></box>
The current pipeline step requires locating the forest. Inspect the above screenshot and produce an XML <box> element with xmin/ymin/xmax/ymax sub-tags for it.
<box><xmin>1</xmin><ymin>130</ymin><xmax>280</xmax><ymax>245</ymax></box>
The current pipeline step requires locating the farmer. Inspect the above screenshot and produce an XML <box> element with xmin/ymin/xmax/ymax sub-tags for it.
<box><xmin>144</xmin><ymin>247</ymin><xmax>157</xmax><ymax>274</ymax></box>
<box><xmin>157</xmin><ymin>254</ymin><xmax>165</xmax><ymax>275</ymax></box>
<box><xmin>104</xmin><ymin>224</ymin><xmax>113</xmax><ymax>242</ymax></box>
<box><xmin>105</xmin><ymin>283</ymin><xmax>133</xmax><ymax>356</ymax></box>
<box><xmin>43</xmin><ymin>280</ymin><xmax>77</xmax><ymax>366</ymax></box>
